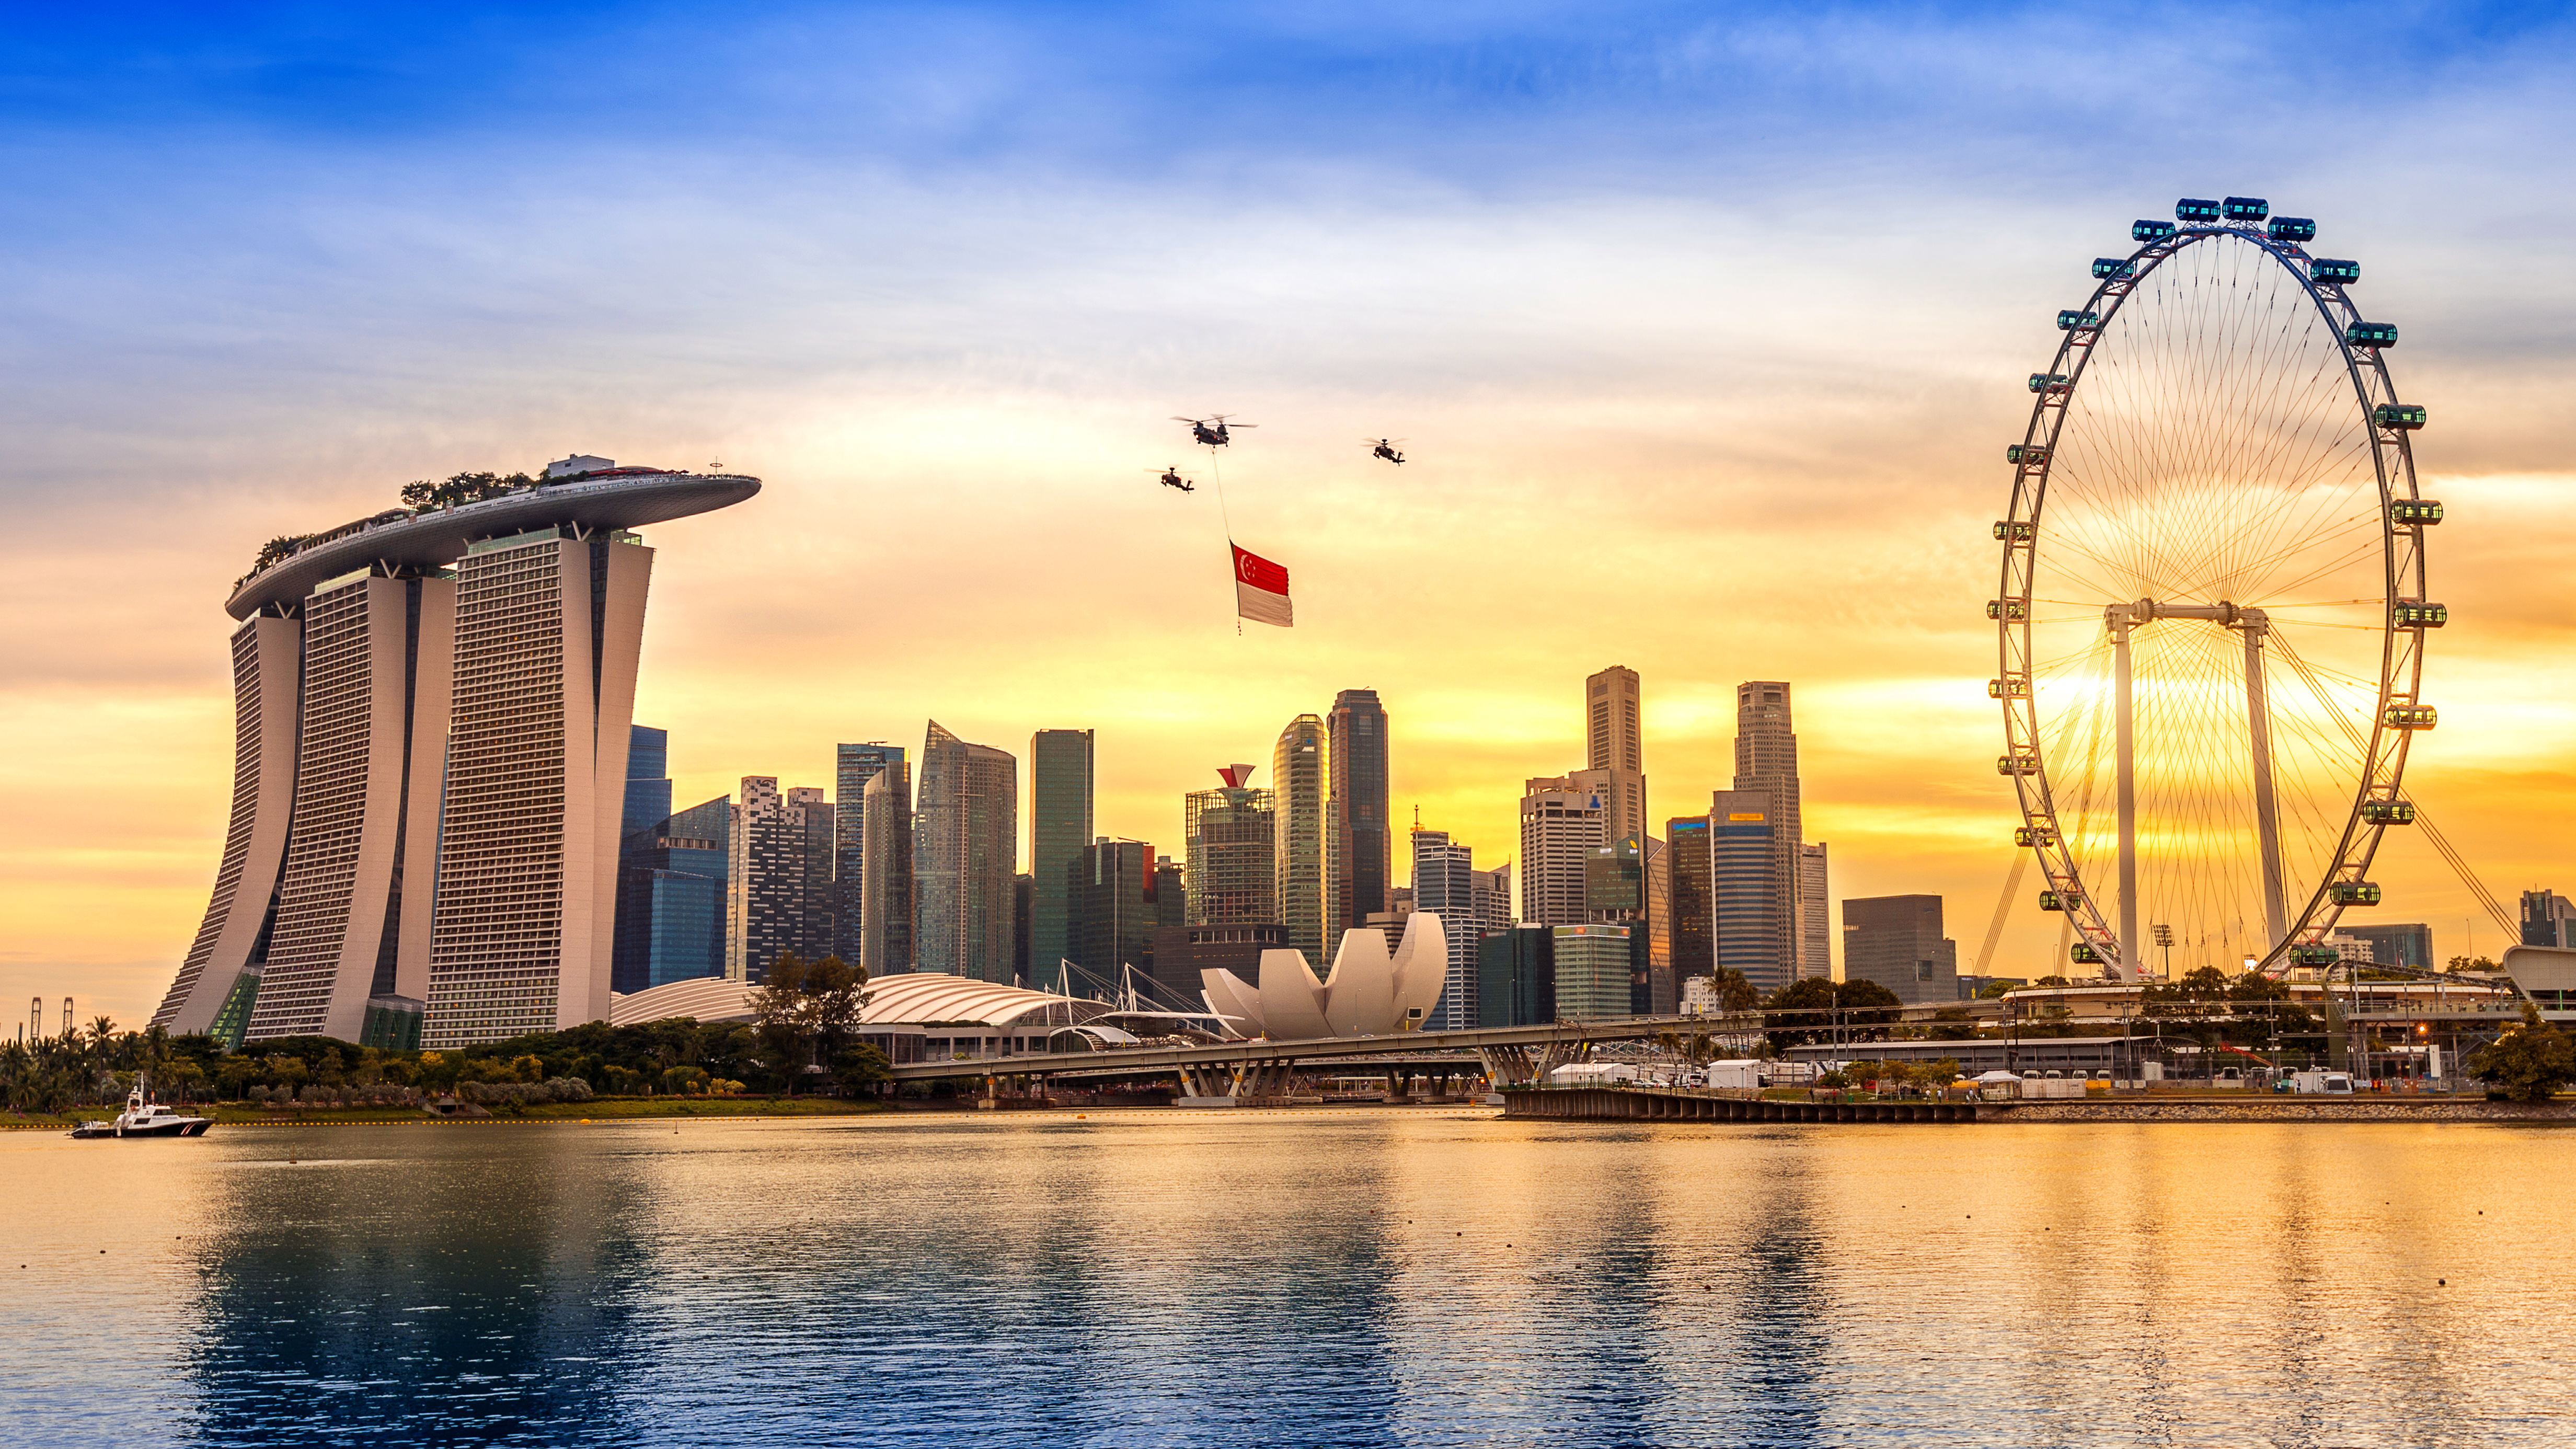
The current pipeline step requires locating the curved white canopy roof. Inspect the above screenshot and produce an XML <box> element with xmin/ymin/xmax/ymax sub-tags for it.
<box><xmin>607</xmin><ymin>971</ymin><xmax>1112</xmax><ymax>1030</ymax></box>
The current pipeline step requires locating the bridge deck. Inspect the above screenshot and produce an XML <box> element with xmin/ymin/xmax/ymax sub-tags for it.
<box><xmin>884</xmin><ymin>1016</ymin><xmax>1717</xmax><ymax>1083</ymax></box>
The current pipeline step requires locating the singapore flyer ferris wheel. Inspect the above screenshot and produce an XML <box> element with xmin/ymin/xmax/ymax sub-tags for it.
<box><xmin>1993</xmin><ymin>196</ymin><xmax>2438</xmax><ymax>982</ymax></box>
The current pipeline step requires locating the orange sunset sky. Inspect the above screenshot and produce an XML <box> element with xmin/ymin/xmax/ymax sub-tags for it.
<box><xmin>4</xmin><ymin>7</ymin><xmax>2570</xmax><ymax>1028</ymax></box>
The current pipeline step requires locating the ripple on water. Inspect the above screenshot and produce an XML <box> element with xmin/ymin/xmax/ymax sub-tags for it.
<box><xmin>0</xmin><ymin>1115</ymin><xmax>2566</xmax><ymax>1447</ymax></box>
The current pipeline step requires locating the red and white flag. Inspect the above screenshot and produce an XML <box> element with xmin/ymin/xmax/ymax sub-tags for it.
<box><xmin>1230</xmin><ymin>543</ymin><xmax>1292</xmax><ymax>628</ymax></box>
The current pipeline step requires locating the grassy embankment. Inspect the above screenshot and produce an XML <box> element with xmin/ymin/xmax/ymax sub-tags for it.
<box><xmin>0</xmin><ymin>1096</ymin><xmax>889</xmax><ymax>1130</ymax></box>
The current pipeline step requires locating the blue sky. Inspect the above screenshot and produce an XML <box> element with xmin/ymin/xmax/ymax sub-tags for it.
<box><xmin>5</xmin><ymin>1</ymin><xmax>2571</xmax><ymax>1020</ymax></box>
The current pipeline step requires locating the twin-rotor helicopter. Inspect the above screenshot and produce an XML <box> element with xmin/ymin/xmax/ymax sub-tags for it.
<box><xmin>1150</xmin><ymin>415</ymin><xmax>1408</xmax><ymax>493</ymax></box>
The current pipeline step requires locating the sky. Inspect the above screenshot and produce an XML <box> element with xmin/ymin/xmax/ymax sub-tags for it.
<box><xmin>3</xmin><ymin>2</ymin><xmax>2572</xmax><ymax>1029</ymax></box>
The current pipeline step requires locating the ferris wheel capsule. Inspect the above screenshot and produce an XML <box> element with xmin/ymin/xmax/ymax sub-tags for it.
<box><xmin>2175</xmin><ymin>198</ymin><xmax>2224</xmax><ymax>224</ymax></box>
<box><xmin>2133</xmin><ymin>219</ymin><xmax>2177</xmax><ymax>242</ymax></box>
<box><xmin>2312</xmin><ymin>258</ymin><xmax>2362</xmax><ymax>285</ymax></box>
<box><xmin>2267</xmin><ymin>216</ymin><xmax>2317</xmax><ymax>243</ymax></box>
<box><xmin>2223</xmin><ymin>197</ymin><xmax>2270</xmax><ymax>223</ymax></box>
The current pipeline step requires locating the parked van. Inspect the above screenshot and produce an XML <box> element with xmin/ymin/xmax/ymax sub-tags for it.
<box><xmin>2290</xmin><ymin>1071</ymin><xmax>2356</xmax><ymax>1095</ymax></box>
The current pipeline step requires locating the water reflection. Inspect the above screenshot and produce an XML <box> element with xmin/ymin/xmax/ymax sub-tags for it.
<box><xmin>3</xmin><ymin>1113</ymin><xmax>2572</xmax><ymax>1446</ymax></box>
<box><xmin>185</xmin><ymin>1133</ymin><xmax>643</xmax><ymax>1444</ymax></box>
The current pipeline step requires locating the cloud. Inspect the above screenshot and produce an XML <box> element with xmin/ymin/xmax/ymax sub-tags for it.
<box><xmin>4</xmin><ymin>1</ymin><xmax>2571</xmax><ymax>1024</ymax></box>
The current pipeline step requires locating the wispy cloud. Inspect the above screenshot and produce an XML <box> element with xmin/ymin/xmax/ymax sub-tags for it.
<box><xmin>3</xmin><ymin>1</ymin><xmax>2571</xmax><ymax>1020</ymax></box>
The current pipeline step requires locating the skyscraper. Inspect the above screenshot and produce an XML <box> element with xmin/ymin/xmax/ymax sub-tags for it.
<box><xmin>1327</xmin><ymin>690</ymin><xmax>1390</xmax><ymax>942</ymax></box>
<box><xmin>2522</xmin><ymin>890</ymin><xmax>2576</xmax><ymax>949</ymax></box>
<box><xmin>1272</xmin><ymin>714</ymin><xmax>1329</xmax><ymax>961</ymax></box>
<box><xmin>1478</xmin><ymin>924</ymin><xmax>1555</xmax><ymax>1028</ymax></box>
<box><xmin>1842</xmin><ymin>894</ymin><xmax>1958</xmax><ymax>1005</ymax></box>
<box><xmin>728</xmin><ymin>778</ymin><xmax>789</xmax><ymax>983</ymax></box>
<box><xmin>422</xmin><ymin>522</ymin><xmax>649</xmax><ymax>1045</ymax></box>
<box><xmin>1409</xmin><ymin>828</ymin><xmax>1480</xmax><ymax>1029</ymax></box>
<box><xmin>1519</xmin><ymin>777</ymin><xmax>1606</xmax><ymax>927</ymax></box>
<box><xmin>1552</xmin><ymin>925</ymin><xmax>1635</xmax><ymax>1020</ymax></box>
<box><xmin>1798</xmin><ymin>842</ymin><xmax>1832</xmax><ymax>979</ymax></box>
<box><xmin>1710</xmin><ymin>787</ymin><xmax>1788</xmax><ymax>994</ymax></box>
<box><xmin>859</xmin><ymin>761</ymin><xmax>914</xmax><ymax>975</ymax></box>
<box><xmin>914</xmin><ymin>721</ymin><xmax>1018</xmax><ymax>982</ymax></box>
<box><xmin>1184</xmin><ymin>766</ymin><xmax>1277</xmax><ymax>926</ymax></box>
<box><xmin>1666</xmin><ymin>814</ymin><xmax>1715</xmax><ymax>990</ymax></box>
<box><xmin>832</xmin><ymin>743</ymin><xmax>904</xmax><ymax>962</ymax></box>
<box><xmin>788</xmin><ymin>786</ymin><xmax>835</xmax><ymax>960</ymax></box>
<box><xmin>624</xmin><ymin>727</ymin><xmax>674</xmax><ymax>842</ymax></box>
<box><xmin>1584</xmin><ymin>665</ymin><xmax>1649</xmax><ymax>850</ymax></box>
<box><xmin>613</xmin><ymin>794</ymin><xmax>728</xmax><ymax>994</ymax></box>
<box><xmin>1731</xmin><ymin>682</ymin><xmax>1807</xmax><ymax>982</ymax></box>
<box><xmin>1473</xmin><ymin>862</ymin><xmax>1514</xmax><ymax>935</ymax></box>
<box><xmin>240</xmin><ymin>570</ymin><xmax>454</xmax><ymax>1046</ymax></box>
<box><xmin>155</xmin><ymin>464</ymin><xmax>757</xmax><ymax>1048</ymax></box>
<box><xmin>1068</xmin><ymin>838</ymin><xmax>1158</xmax><ymax>980</ymax></box>
<box><xmin>1029</xmin><ymin>729</ymin><xmax>1096</xmax><ymax>980</ymax></box>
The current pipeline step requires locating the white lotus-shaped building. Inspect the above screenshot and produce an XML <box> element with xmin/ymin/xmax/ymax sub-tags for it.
<box><xmin>1202</xmin><ymin>912</ymin><xmax>1448</xmax><ymax>1039</ymax></box>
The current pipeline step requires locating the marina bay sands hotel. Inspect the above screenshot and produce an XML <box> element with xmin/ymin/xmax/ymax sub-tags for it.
<box><xmin>150</xmin><ymin>459</ymin><xmax>759</xmax><ymax>1051</ymax></box>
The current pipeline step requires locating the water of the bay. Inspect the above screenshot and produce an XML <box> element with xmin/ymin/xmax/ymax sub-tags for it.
<box><xmin>0</xmin><ymin>1109</ymin><xmax>2562</xmax><ymax>1447</ymax></box>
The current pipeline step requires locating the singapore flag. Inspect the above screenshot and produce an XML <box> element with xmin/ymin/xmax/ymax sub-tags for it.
<box><xmin>1230</xmin><ymin>543</ymin><xmax>1293</xmax><ymax>628</ymax></box>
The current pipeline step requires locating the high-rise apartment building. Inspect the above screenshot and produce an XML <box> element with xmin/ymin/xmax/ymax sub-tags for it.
<box><xmin>1155</xmin><ymin>856</ymin><xmax>1188</xmax><ymax>927</ymax></box>
<box><xmin>1710</xmin><ymin>787</ymin><xmax>1788</xmax><ymax>994</ymax></box>
<box><xmin>1666</xmin><ymin>815</ymin><xmax>1715</xmax><ymax>988</ymax></box>
<box><xmin>1583</xmin><ymin>665</ymin><xmax>1649</xmax><ymax>850</ymax></box>
<box><xmin>1409</xmin><ymin>828</ymin><xmax>1480</xmax><ymax>1030</ymax></box>
<box><xmin>1731</xmin><ymin>682</ymin><xmax>1807</xmax><ymax>981</ymax></box>
<box><xmin>1327</xmin><ymin>690</ymin><xmax>1391</xmax><ymax>941</ymax></box>
<box><xmin>1519</xmin><ymin>777</ymin><xmax>1606</xmax><ymax>927</ymax></box>
<box><xmin>1029</xmin><ymin>730</ymin><xmax>1096</xmax><ymax>980</ymax></box>
<box><xmin>832</xmin><ymin>743</ymin><xmax>904</xmax><ymax>962</ymax></box>
<box><xmin>154</xmin><ymin>465</ymin><xmax>757</xmax><ymax>1048</ymax></box>
<box><xmin>1842</xmin><ymin>894</ymin><xmax>1958</xmax><ymax>1005</ymax></box>
<box><xmin>1272</xmin><ymin>714</ymin><xmax>1329</xmax><ymax>961</ymax></box>
<box><xmin>789</xmin><ymin>786</ymin><xmax>835</xmax><ymax>960</ymax></box>
<box><xmin>613</xmin><ymin>794</ymin><xmax>728</xmax><ymax>994</ymax></box>
<box><xmin>859</xmin><ymin>761</ymin><xmax>914</xmax><ymax>975</ymax></box>
<box><xmin>1185</xmin><ymin>767</ymin><xmax>1277</xmax><ymax>926</ymax></box>
<box><xmin>914</xmin><ymin>721</ymin><xmax>1018</xmax><ymax>982</ymax></box>
<box><xmin>727</xmin><ymin>777</ymin><xmax>831</xmax><ymax>983</ymax></box>
<box><xmin>1798</xmin><ymin>842</ymin><xmax>1832</xmax><ymax>979</ymax></box>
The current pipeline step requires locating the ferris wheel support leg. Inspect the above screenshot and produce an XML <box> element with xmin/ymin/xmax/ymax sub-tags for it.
<box><xmin>2241</xmin><ymin>616</ymin><xmax>2290</xmax><ymax>955</ymax></box>
<box><xmin>2113</xmin><ymin>611</ymin><xmax>2137</xmax><ymax>980</ymax></box>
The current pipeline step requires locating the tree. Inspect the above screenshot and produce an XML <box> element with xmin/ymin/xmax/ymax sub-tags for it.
<box><xmin>1710</xmin><ymin>969</ymin><xmax>1761</xmax><ymax>1014</ymax></box>
<box><xmin>748</xmin><ymin>953</ymin><xmax>872</xmax><ymax>1095</ymax></box>
<box><xmin>1762</xmin><ymin>978</ymin><xmax>1904</xmax><ymax>1053</ymax></box>
<box><xmin>2466</xmin><ymin>1004</ymin><xmax>2576</xmax><ymax>1102</ymax></box>
<box><xmin>829</xmin><ymin>1043</ymin><xmax>893</xmax><ymax>1095</ymax></box>
<box><xmin>1927</xmin><ymin>1008</ymin><xmax>1980</xmax><ymax>1041</ymax></box>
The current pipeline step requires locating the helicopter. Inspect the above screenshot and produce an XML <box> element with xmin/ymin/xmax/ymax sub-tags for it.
<box><xmin>1174</xmin><ymin>414</ymin><xmax>1257</xmax><ymax>448</ymax></box>
<box><xmin>1366</xmin><ymin>438</ymin><xmax>1407</xmax><ymax>465</ymax></box>
<box><xmin>1148</xmin><ymin>465</ymin><xmax>1196</xmax><ymax>493</ymax></box>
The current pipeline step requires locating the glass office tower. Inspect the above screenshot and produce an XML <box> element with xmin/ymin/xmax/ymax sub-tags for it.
<box><xmin>1029</xmin><ymin>729</ymin><xmax>1096</xmax><ymax>979</ymax></box>
<box><xmin>1327</xmin><ymin>689</ymin><xmax>1390</xmax><ymax>944</ymax></box>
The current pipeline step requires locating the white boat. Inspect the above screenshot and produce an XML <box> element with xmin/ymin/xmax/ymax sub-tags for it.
<box><xmin>69</xmin><ymin>1077</ymin><xmax>212</xmax><ymax>1138</ymax></box>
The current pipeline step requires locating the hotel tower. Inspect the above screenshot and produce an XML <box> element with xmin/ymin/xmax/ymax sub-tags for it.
<box><xmin>152</xmin><ymin>459</ymin><xmax>759</xmax><ymax>1049</ymax></box>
